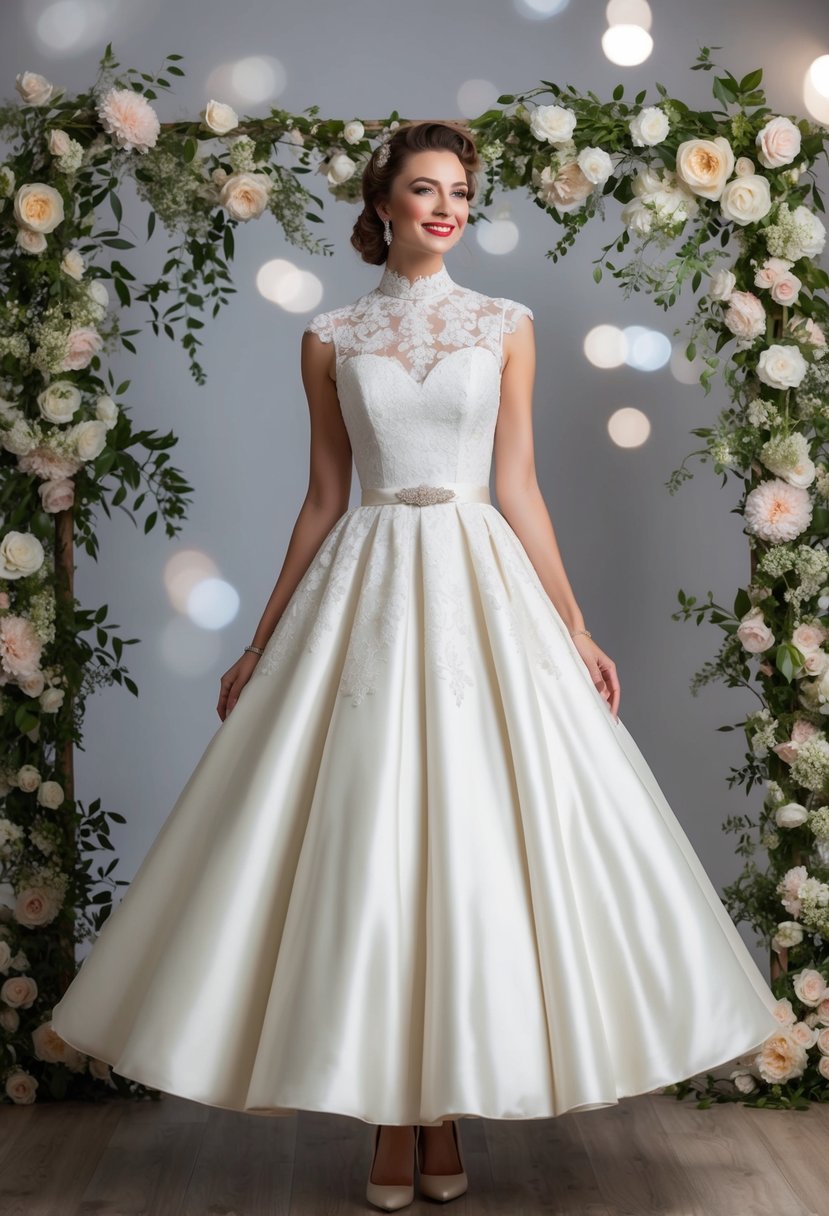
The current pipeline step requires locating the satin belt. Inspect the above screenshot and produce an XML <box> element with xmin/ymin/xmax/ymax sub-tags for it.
<box><xmin>360</xmin><ymin>481</ymin><xmax>491</xmax><ymax>506</ymax></box>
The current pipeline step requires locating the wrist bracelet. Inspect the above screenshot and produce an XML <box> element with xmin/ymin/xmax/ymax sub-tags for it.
<box><xmin>245</xmin><ymin>644</ymin><xmax>265</xmax><ymax>656</ymax></box>
<box><xmin>570</xmin><ymin>628</ymin><xmax>591</xmax><ymax>640</ymax></box>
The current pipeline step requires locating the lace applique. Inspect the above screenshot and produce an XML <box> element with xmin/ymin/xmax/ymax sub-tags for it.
<box><xmin>502</xmin><ymin>301</ymin><xmax>534</xmax><ymax>333</ymax></box>
<box><xmin>303</xmin><ymin>313</ymin><xmax>334</xmax><ymax>343</ymax></box>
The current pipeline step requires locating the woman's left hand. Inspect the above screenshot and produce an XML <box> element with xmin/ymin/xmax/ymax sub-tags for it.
<box><xmin>571</xmin><ymin>634</ymin><xmax>620</xmax><ymax>722</ymax></box>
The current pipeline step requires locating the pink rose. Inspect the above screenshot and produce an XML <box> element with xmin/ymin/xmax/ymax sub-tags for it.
<box><xmin>736</xmin><ymin>609</ymin><xmax>774</xmax><ymax>654</ymax></box>
<box><xmin>770</xmin><ymin>272</ymin><xmax>802</xmax><ymax>307</ymax></box>
<box><xmin>39</xmin><ymin>477</ymin><xmax>74</xmax><ymax>513</ymax></box>
<box><xmin>0</xmin><ymin>975</ymin><xmax>37</xmax><ymax>1009</ymax></box>
<box><xmin>756</xmin><ymin>115</ymin><xmax>801</xmax><ymax>169</ymax></box>
<box><xmin>0</xmin><ymin>615</ymin><xmax>43</xmax><ymax>678</ymax></box>
<box><xmin>14</xmin><ymin>884</ymin><xmax>61</xmax><ymax>928</ymax></box>
<box><xmin>61</xmin><ymin>326</ymin><xmax>103</xmax><ymax>371</ymax></box>
<box><xmin>793</xmin><ymin>967</ymin><xmax>828</xmax><ymax>1007</ymax></box>
<box><xmin>754</xmin><ymin>256</ymin><xmax>794</xmax><ymax>290</ymax></box>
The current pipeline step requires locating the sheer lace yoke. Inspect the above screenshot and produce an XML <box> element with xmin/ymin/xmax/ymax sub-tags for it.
<box><xmin>304</xmin><ymin>264</ymin><xmax>533</xmax><ymax>386</ymax></box>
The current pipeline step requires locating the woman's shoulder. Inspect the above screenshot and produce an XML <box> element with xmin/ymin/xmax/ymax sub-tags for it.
<box><xmin>302</xmin><ymin>300</ymin><xmax>355</xmax><ymax>344</ymax></box>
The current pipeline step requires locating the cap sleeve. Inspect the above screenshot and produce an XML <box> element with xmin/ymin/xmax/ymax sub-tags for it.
<box><xmin>304</xmin><ymin>311</ymin><xmax>334</xmax><ymax>343</ymax></box>
<box><xmin>501</xmin><ymin>299</ymin><xmax>534</xmax><ymax>333</ymax></box>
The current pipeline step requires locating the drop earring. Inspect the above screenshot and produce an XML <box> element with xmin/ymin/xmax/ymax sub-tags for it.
<box><xmin>383</xmin><ymin>218</ymin><xmax>393</xmax><ymax>246</ymax></box>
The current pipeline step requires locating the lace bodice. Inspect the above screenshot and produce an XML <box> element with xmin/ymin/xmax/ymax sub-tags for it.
<box><xmin>304</xmin><ymin>263</ymin><xmax>533</xmax><ymax>491</ymax></box>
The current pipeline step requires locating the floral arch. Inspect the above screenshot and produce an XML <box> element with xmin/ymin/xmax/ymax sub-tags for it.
<box><xmin>0</xmin><ymin>42</ymin><xmax>828</xmax><ymax>1108</ymax></box>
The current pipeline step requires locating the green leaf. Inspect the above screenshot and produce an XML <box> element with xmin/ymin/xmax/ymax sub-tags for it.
<box><xmin>593</xmin><ymin>266</ymin><xmax>602</xmax><ymax>283</ymax></box>
<box><xmin>612</xmin><ymin>83</ymin><xmax>624</xmax><ymax>101</ymax></box>
<box><xmin>183</xmin><ymin>137</ymin><xmax>198</xmax><ymax>163</ymax></box>
<box><xmin>738</xmin><ymin>67</ymin><xmax>763</xmax><ymax>91</ymax></box>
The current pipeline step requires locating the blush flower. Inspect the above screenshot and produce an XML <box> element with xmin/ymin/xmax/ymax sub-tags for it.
<box><xmin>743</xmin><ymin>477</ymin><xmax>812</xmax><ymax>543</ymax></box>
<box><xmin>96</xmin><ymin>87</ymin><xmax>160</xmax><ymax>154</ymax></box>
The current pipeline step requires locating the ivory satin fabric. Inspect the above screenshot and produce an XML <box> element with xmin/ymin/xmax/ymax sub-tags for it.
<box><xmin>51</xmin><ymin>263</ymin><xmax>780</xmax><ymax>1123</ymax></box>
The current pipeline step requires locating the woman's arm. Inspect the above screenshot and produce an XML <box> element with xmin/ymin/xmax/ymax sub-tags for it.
<box><xmin>247</xmin><ymin>329</ymin><xmax>353</xmax><ymax>650</ymax></box>
<box><xmin>493</xmin><ymin>313</ymin><xmax>586</xmax><ymax>636</ymax></box>
<box><xmin>493</xmin><ymin>312</ymin><xmax>620</xmax><ymax>720</ymax></box>
<box><xmin>218</xmin><ymin>328</ymin><xmax>352</xmax><ymax>719</ymax></box>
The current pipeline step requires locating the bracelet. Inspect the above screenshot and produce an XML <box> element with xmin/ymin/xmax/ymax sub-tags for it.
<box><xmin>244</xmin><ymin>644</ymin><xmax>265</xmax><ymax>656</ymax></box>
<box><xmin>570</xmin><ymin>628</ymin><xmax>591</xmax><ymax>640</ymax></box>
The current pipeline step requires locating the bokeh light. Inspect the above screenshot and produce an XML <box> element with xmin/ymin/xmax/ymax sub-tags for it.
<box><xmin>607</xmin><ymin>406</ymin><xmax>652</xmax><ymax>448</ymax></box>
<box><xmin>256</xmin><ymin>259</ymin><xmax>324</xmax><ymax>313</ymax></box>
<box><xmin>601</xmin><ymin>24</ymin><xmax>653</xmax><ymax>66</ymax></box>
<box><xmin>584</xmin><ymin>324</ymin><xmax>628</xmax><ymax>368</ymax></box>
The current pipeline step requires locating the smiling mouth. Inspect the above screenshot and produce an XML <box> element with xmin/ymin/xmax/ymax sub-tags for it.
<box><xmin>423</xmin><ymin>224</ymin><xmax>454</xmax><ymax>234</ymax></box>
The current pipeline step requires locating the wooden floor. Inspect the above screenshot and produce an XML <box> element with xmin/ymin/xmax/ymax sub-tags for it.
<box><xmin>1</xmin><ymin>1090</ymin><xmax>828</xmax><ymax>1215</ymax></box>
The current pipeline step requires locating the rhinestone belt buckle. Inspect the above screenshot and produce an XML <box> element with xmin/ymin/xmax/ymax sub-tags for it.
<box><xmin>394</xmin><ymin>483</ymin><xmax>457</xmax><ymax>507</ymax></box>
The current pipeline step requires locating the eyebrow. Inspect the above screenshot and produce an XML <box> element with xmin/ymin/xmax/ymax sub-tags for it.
<box><xmin>408</xmin><ymin>176</ymin><xmax>468</xmax><ymax>187</ymax></box>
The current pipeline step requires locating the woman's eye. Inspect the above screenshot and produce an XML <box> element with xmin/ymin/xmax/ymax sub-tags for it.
<box><xmin>414</xmin><ymin>187</ymin><xmax>467</xmax><ymax>198</ymax></box>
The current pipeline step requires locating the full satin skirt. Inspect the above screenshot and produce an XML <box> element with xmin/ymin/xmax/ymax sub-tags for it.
<box><xmin>51</xmin><ymin>502</ymin><xmax>781</xmax><ymax>1122</ymax></box>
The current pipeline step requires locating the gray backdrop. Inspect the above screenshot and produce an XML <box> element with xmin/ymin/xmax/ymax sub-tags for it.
<box><xmin>2</xmin><ymin>0</ymin><xmax>827</xmax><ymax>968</ymax></box>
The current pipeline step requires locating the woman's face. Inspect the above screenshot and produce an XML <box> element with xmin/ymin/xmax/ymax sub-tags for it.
<box><xmin>377</xmin><ymin>149</ymin><xmax>470</xmax><ymax>258</ymax></box>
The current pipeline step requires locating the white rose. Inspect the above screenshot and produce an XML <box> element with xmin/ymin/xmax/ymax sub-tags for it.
<box><xmin>37</xmin><ymin>780</ymin><xmax>64</xmax><ymax>809</ymax></box>
<box><xmin>577</xmin><ymin>146</ymin><xmax>613</xmax><ymax>186</ymax></box>
<box><xmin>95</xmin><ymin>394</ymin><xmax>119</xmax><ymax>429</ymax></box>
<box><xmin>735</xmin><ymin>156</ymin><xmax>755</xmax><ymax>176</ymax></box>
<box><xmin>757</xmin><ymin>343</ymin><xmax>809</xmax><ymax>390</ymax></box>
<box><xmin>632</xmin><ymin>166</ymin><xmax>666</xmax><ymax>197</ymax></box>
<box><xmin>724</xmin><ymin>291</ymin><xmax>766</xmax><ymax>344</ymax></box>
<box><xmin>60</xmin><ymin>249</ymin><xmax>84</xmax><ymax>280</ymax></box>
<box><xmin>756</xmin><ymin>115</ymin><xmax>801</xmax><ymax>169</ymax></box>
<box><xmin>529</xmin><ymin>103</ymin><xmax>577</xmax><ymax>145</ymax></box>
<box><xmin>2</xmin><ymin>418</ymin><xmax>36</xmax><ymax>456</ymax></box>
<box><xmin>342</xmin><ymin>120</ymin><xmax>365</xmax><ymax>144</ymax></box>
<box><xmin>16</xmin><ymin>228</ymin><xmax>47</xmax><ymax>254</ymax></box>
<box><xmin>325</xmin><ymin>152</ymin><xmax>357</xmax><ymax>185</ymax></box>
<box><xmin>19</xmin><ymin>669</ymin><xmax>45</xmax><ymax>697</ymax></box>
<box><xmin>40</xmin><ymin>687</ymin><xmax>65</xmax><ymax>713</ymax></box>
<box><xmin>37</xmin><ymin>381</ymin><xmax>81</xmax><ymax>425</ymax></box>
<box><xmin>732</xmin><ymin>1070</ymin><xmax>759</xmax><ymax>1094</ymax></box>
<box><xmin>775</xmin><ymin>802</ymin><xmax>810</xmax><ymax>828</ymax></box>
<box><xmin>628</xmin><ymin>106</ymin><xmax>669</xmax><ymax>147</ymax></box>
<box><xmin>709</xmin><ymin>268</ymin><xmax>736</xmax><ymax>301</ymax></box>
<box><xmin>218</xmin><ymin>171</ymin><xmax>271</xmax><ymax>221</ymax></box>
<box><xmin>13</xmin><ymin>182</ymin><xmax>65</xmax><ymax>234</ymax></box>
<box><xmin>719</xmin><ymin>174</ymin><xmax>772</xmax><ymax>226</ymax></box>
<box><xmin>770</xmin><ymin>272</ymin><xmax>801</xmax><ymax>307</ymax></box>
<box><xmin>791</xmin><ymin>205</ymin><xmax>826</xmax><ymax>259</ymax></box>
<box><xmin>0</xmin><ymin>531</ymin><xmax>45</xmax><ymax>579</ymax></box>
<box><xmin>87</xmin><ymin>280</ymin><xmax>109</xmax><ymax>309</ymax></box>
<box><xmin>202</xmin><ymin>100</ymin><xmax>238</xmax><ymax>135</ymax></box>
<box><xmin>15</xmin><ymin>72</ymin><xmax>55</xmax><ymax>107</ymax></box>
<box><xmin>675</xmin><ymin>136</ymin><xmax>735</xmax><ymax>200</ymax></box>
<box><xmin>70</xmin><ymin>419</ymin><xmax>108</xmax><ymax>462</ymax></box>
<box><xmin>773</xmin><ymin>921</ymin><xmax>805</xmax><ymax>948</ymax></box>
<box><xmin>48</xmin><ymin>129</ymin><xmax>71</xmax><ymax>157</ymax></box>
<box><xmin>620</xmin><ymin>197</ymin><xmax>653</xmax><ymax>236</ymax></box>
<box><xmin>16</xmin><ymin>765</ymin><xmax>41</xmax><ymax>792</ymax></box>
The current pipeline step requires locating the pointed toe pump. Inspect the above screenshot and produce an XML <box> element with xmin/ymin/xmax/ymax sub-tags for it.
<box><xmin>416</xmin><ymin>1120</ymin><xmax>469</xmax><ymax>1203</ymax></box>
<box><xmin>366</xmin><ymin>1125</ymin><xmax>416</xmax><ymax>1211</ymax></box>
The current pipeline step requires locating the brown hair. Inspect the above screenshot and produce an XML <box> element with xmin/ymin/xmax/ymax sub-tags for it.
<box><xmin>350</xmin><ymin>120</ymin><xmax>481</xmax><ymax>266</ymax></box>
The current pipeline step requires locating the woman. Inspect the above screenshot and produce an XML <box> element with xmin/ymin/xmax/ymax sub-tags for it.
<box><xmin>51</xmin><ymin>120</ymin><xmax>781</xmax><ymax>1213</ymax></box>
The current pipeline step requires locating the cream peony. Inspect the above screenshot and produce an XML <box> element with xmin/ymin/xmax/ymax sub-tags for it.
<box><xmin>743</xmin><ymin>477</ymin><xmax>812</xmax><ymax>543</ymax></box>
<box><xmin>61</xmin><ymin>248</ymin><xmax>84</xmax><ymax>280</ymax></box>
<box><xmin>736</xmin><ymin>608</ymin><xmax>774</xmax><ymax>654</ymax></box>
<box><xmin>13</xmin><ymin>182</ymin><xmax>64</xmax><ymax>234</ymax></box>
<box><xmin>61</xmin><ymin>326</ymin><xmax>103</xmax><ymax>371</ymax></box>
<box><xmin>772</xmin><ymin>921</ymin><xmax>805</xmax><ymax>950</ymax></box>
<box><xmin>97</xmin><ymin>87</ymin><xmax>160</xmax><ymax>154</ymax></box>
<box><xmin>37</xmin><ymin>780</ymin><xmax>64</xmax><ymax>809</ymax></box>
<box><xmin>708</xmin><ymin>267</ymin><xmax>736</xmax><ymax>301</ymax></box>
<box><xmin>16</xmin><ymin>228</ymin><xmax>47</xmax><ymax>255</ymax></box>
<box><xmin>37</xmin><ymin>380</ymin><xmax>81</xmax><ymax>425</ymax></box>
<box><xmin>15</xmin><ymin>71</ymin><xmax>56</xmax><ymax>107</ymax></box>
<box><xmin>202</xmin><ymin>99</ymin><xmax>239</xmax><ymax>135</ymax></box>
<box><xmin>32</xmin><ymin>1022</ymin><xmax>87</xmax><ymax>1071</ymax></box>
<box><xmin>536</xmin><ymin>161</ymin><xmax>593</xmax><ymax>213</ymax></box>
<box><xmin>757</xmin><ymin>343</ymin><xmax>808</xmax><ymax>390</ymax></box>
<box><xmin>775</xmin><ymin>802</ymin><xmax>809</xmax><ymax>828</ymax></box>
<box><xmin>628</xmin><ymin>106</ymin><xmax>669</xmax><ymax>146</ymax></box>
<box><xmin>724</xmin><ymin>291</ymin><xmax>766</xmax><ymax>344</ymax></box>
<box><xmin>529</xmin><ymin>103</ymin><xmax>577</xmax><ymax>145</ymax></box>
<box><xmin>0</xmin><ymin>531</ymin><xmax>45</xmax><ymax>579</ymax></box>
<box><xmin>70</xmin><ymin>419</ymin><xmax>108</xmax><ymax>462</ymax></box>
<box><xmin>675</xmin><ymin>136</ymin><xmax>735</xmax><ymax>200</ymax></box>
<box><xmin>756</xmin><ymin>115</ymin><xmax>802</xmax><ymax>169</ymax></box>
<box><xmin>325</xmin><ymin>152</ymin><xmax>357</xmax><ymax>186</ymax></box>
<box><xmin>756</xmin><ymin>1029</ymin><xmax>808</xmax><ymax>1083</ymax></box>
<box><xmin>719</xmin><ymin>174</ymin><xmax>772</xmax><ymax>226</ymax></box>
<box><xmin>17</xmin><ymin>444</ymin><xmax>82</xmax><ymax>481</ymax></box>
<box><xmin>218</xmin><ymin>171</ymin><xmax>272</xmax><ymax>220</ymax></box>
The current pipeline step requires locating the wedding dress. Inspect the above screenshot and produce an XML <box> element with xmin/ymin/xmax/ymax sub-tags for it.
<box><xmin>51</xmin><ymin>262</ymin><xmax>780</xmax><ymax>1124</ymax></box>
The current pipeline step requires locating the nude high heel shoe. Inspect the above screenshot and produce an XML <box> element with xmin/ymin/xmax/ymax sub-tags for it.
<box><xmin>366</xmin><ymin>1124</ymin><xmax>416</xmax><ymax>1211</ymax></box>
<box><xmin>416</xmin><ymin>1119</ymin><xmax>468</xmax><ymax>1202</ymax></box>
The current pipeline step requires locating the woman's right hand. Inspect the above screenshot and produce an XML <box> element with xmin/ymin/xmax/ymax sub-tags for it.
<box><xmin>217</xmin><ymin>650</ymin><xmax>262</xmax><ymax>721</ymax></box>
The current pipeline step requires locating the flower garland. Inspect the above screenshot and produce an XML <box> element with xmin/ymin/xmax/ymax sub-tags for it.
<box><xmin>0</xmin><ymin>41</ymin><xmax>827</xmax><ymax>1108</ymax></box>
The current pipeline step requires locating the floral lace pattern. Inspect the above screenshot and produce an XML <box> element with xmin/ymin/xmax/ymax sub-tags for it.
<box><xmin>251</xmin><ymin>265</ymin><xmax>564</xmax><ymax>709</ymax></box>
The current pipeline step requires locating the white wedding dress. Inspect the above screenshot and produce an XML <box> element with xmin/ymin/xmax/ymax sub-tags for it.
<box><xmin>51</xmin><ymin>262</ymin><xmax>780</xmax><ymax>1124</ymax></box>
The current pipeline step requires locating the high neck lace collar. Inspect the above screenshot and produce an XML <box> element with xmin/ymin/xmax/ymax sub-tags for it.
<box><xmin>376</xmin><ymin>263</ymin><xmax>454</xmax><ymax>300</ymax></box>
